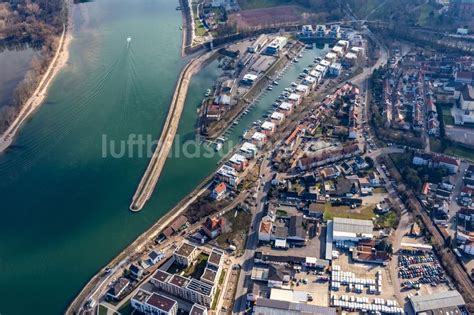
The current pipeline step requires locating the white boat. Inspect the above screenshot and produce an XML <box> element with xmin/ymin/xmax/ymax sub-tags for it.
<box><xmin>127</xmin><ymin>36</ymin><xmax>132</xmax><ymax>43</ymax></box>
<box><xmin>298</xmin><ymin>53</ymin><xmax>303</xmax><ymax>58</ymax></box>
<box><xmin>267</xmin><ymin>86</ymin><xmax>273</xmax><ymax>91</ymax></box>
<box><xmin>215</xmin><ymin>143</ymin><xmax>223</xmax><ymax>151</ymax></box>
<box><xmin>273</xmin><ymin>80</ymin><xmax>279</xmax><ymax>86</ymax></box>
<box><xmin>204</xmin><ymin>89</ymin><xmax>211</xmax><ymax>97</ymax></box>
<box><xmin>291</xmin><ymin>82</ymin><xmax>297</xmax><ymax>87</ymax></box>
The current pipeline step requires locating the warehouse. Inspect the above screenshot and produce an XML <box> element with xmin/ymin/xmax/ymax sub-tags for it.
<box><xmin>332</xmin><ymin>217</ymin><xmax>373</xmax><ymax>242</ymax></box>
<box><xmin>409</xmin><ymin>290</ymin><xmax>466</xmax><ymax>315</ymax></box>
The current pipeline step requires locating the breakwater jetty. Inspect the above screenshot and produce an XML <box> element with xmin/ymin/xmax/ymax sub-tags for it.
<box><xmin>129</xmin><ymin>51</ymin><xmax>215</xmax><ymax>211</ymax></box>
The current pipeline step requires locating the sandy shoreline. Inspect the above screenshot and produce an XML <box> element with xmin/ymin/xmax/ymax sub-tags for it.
<box><xmin>0</xmin><ymin>0</ymin><xmax>73</xmax><ymax>154</ymax></box>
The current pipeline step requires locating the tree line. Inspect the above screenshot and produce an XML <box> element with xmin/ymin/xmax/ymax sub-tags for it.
<box><xmin>0</xmin><ymin>0</ymin><xmax>66</xmax><ymax>133</ymax></box>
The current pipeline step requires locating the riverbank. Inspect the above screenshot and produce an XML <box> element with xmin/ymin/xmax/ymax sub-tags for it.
<box><xmin>67</xmin><ymin>176</ymin><xmax>214</xmax><ymax>314</ymax></box>
<box><xmin>0</xmin><ymin>0</ymin><xmax>73</xmax><ymax>154</ymax></box>
<box><xmin>129</xmin><ymin>50</ymin><xmax>218</xmax><ymax>212</ymax></box>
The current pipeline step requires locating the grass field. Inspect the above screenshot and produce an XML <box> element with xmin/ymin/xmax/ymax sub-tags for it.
<box><xmin>375</xmin><ymin>211</ymin><xmax>399</xmax><ymax>229</ymax></box>
<box><xmin>323</xmin><ymin>203</ymin><xmax>375</xmax><ymax>221</ymax></box>
<box><xmin>430</xmin><ymin>138</ymin><xmax>474</xmax><ymax>162</ymax></box>
<box><xmin>416</xmin><ymin>3</ymin><xmax>440</xmax><ymax>27</ymax></box>
<box><xmin>193</xmin><ymin>5</ymin><xmax>208</xmax><ymax>37</ymax></box>
<box><xmin>442</xmin><ymin>108</ymin><xmax>454</xmax><ymax>126</ymax></box>
<box><xmin>238</xmin><ymin>0</ymin><xmax>294</xmax><ymax>10</ymax></box>
<box><xmin>373</xmin><ymin>187</ymin><xmax>388</xmax><ymax>194</ymax></box>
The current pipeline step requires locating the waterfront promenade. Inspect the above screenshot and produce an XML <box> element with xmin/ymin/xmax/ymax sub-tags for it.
<box><xmin>129</xmin><ymin>51</ymin><xmax>216</xmax><ymax>211</ymax></box>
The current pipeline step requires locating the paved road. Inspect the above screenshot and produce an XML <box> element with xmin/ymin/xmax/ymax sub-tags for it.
<box><xmin>233</xmin><ymin>152</ymin><xmax>273</xmax><ymax>314</ymax></box>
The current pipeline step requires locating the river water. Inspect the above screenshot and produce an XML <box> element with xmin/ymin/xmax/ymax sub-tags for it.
<box><xmin>0</xmin><ymin>47</ymin><xmax>37</xmax><ymax>108</ymax></box>
<box><xmin>0</xmin><ymin>0</ymin><xmax>328</xmax><ymax>313</ymax></box>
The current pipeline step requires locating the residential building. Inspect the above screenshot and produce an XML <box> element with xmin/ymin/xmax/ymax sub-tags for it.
<box><xmin>131</xmin><ymin>289</ymin><xmax>178</xmax><ymax>315</ymax></box>
<box><xmin>258</xmin><ymin>215</ymin><xmax>273</xmax><ymax>242</ymax></box>
<box><xmin>239</xmin><ymin>142</ymin><xmax>258</xmax><ymax>159</ymax></box>
<box><xmin>265</xmin><ymin>36</ymin><xmax>288</xmax><ymax>55</ymax></box>
<box><xmin>210</xmin><ymin>182</ymin><xmax>226</xmax><ymax>201</ymax></box>
<box><xmin>150</xmin><ymin>270</ymin><xmax>216</xmax><ymax>307</ymax></box>
<box><xmin>261</xmin><ymin>121</ymin><xmax>276</xmax><ymax>135</ymax></box>
<box><xmin>300</xmin><ymin>25</ymin><xmax>314</xmax><ymax>38</ymax></box>
<box><xmin>278</xmin><ymin>102</ymin><xmax>294</xmax><ymax>115</ymax></box>
<box><xmin>329</xmin><ymin>63</ymin><xmax>342</xmax><ymax>76</ymax></box>
<box><xmin>202</xmin><ymin>217</ymin><xmax>225</xmax><ymax>239</ymax></box>
<box><xmin>148</xmin><ymin>250</ymin><xmax>165</xmax><ymax>265</ymax></box>
<box><xmin>215</xmin><ymin>164</ymin><xmax>240</xmax><ymax>188</ymax></box>
<box><xmin>130</xmin><ymin>263</ymin><xmax>144</xmax><ymax>279</ymax></box>
<box><xmin>271</xmin><ymin>111</ymin><xmax>285</xmax><ymax>125</ymax></box>
<box><xmin>207</xmin><ymin>248</ymin><xmax>224</xmax><ymax>270</ymax></box>
<box><xmin>228</xmin><ymin>153</ymin><xmax>248</xmax><ymax>172</ymax></box>
<box><xmin>107</xmin><ymin>277</ymin><xmax>130</xmax><ymax>301</ymax></box>
<box><xmin>174</xmin><ymin>242</ymin><xmax>198</xmax><ymax>267</ymax></box>
<box><xmin>241</xmin><ymin>73</ymin><xmax>258</xmax><ymax>85</ymax></box>
<box><xmin>288</xmin><ymin>93</ymin><xmax>302</xmax><ymax>105</ymax></box>
<box><xmin>189</xmin><ymin>304</ymin><xmax>208</xmax><ymax>315</ymax></box>
<box><xmin>298</xmin><ymin>144</ymin><xmax>360</xmax><ymax>170</ymax></box>
<box><xmin>460</xmin><ymin>84</ymin><xmax>474</xmax><ymax>110</ymax></box>
<box><xmin>251</xmin><ymin>132</ymin><xmax>267</xmax><ymax>148</ymax></box>
<box><xmin>456</xmin><ymin>208</ymin><xmax>474</xmax><ymax>242</ymax></box>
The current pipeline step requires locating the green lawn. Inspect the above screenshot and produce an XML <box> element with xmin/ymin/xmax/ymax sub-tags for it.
<box><xmin>443</xmin><ymin>145</ymin><xmax>474</xmax><ymax>162</ymax></box>
<box><xmin>442</xmin><ymin>108</ymin><xmax>454</xmax><ymax>125</ymax></box>
<box><xmin>417</xmin><ymin>3</ymin><xmax>439</xmax><ymax>27</ymax></box>
<box><xmin>192</xmin><ymin>5</ymin><xmax>208</xmax><ymax>37</ymax></box>
<box><xmin>373</xmin><ymin>187</ymin><xmax>388</xmax><ymax>194</ymax></box>
<box><xmin>238</xmin><ymin>0</ymin><xmax>294</xmax><ymax>10</ymax></box>
<box><xmin>212</xmin><ymin>287</ymin><xmax>221</xmax><ymax>310</ymax></box>
<box><xmin>324</xmin><ymin>203</ymin><xmax>375</xmax><ymax>221</ymax></box>
<box><xmin>375</xmin><ymin>211</ymin><xmax>399</xmax><ymax>229</ymax></box>
<box><xmin>219</xmin><ymin>270</ymin><xmax>226</xmax><ymax>285</ymax></box>
<box><xmin>430</xmin><ymin>138</ymin><xmax>474</xmax><ymax>162</ymax></box>
<box><xmin>276</xmin><ymin>209</ymin><xmax>288</xmax><ymax>217</ymax></box>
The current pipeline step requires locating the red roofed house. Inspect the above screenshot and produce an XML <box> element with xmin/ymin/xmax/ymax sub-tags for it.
<box><xmin>258</xmin><ymin>216</ymin><xmax>273</xmax><ymax>242</ymax></box>
<box><xmin>211</xmin><ymin>182</ymin><xmax>227</xmax><ymax>201</ymax></box>
<box><xmin>202</xmin><ymin>217</ymin><xmax>226</xmax><ymax>239</ymax></box>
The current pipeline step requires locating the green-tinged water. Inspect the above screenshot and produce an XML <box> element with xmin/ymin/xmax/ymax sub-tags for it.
<box><xmin>0</xmin><ymin>0</ymin><xmax>328</xmax><ymax>313</ymax></box>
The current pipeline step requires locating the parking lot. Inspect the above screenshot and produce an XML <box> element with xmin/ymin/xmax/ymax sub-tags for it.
<box><xmin>398</xmin><ymin>237</ymin><xmax>452</xmax><ymax>299</ymax></box>
<box><xmin>397</xmin><ymin>248</ymin><xmax>451</xmax><ymax>297</ymax></box>
<box><xmin>293</xmin><ymin>270</ymin><xmax>330</xmax><ymax>306</ymax></box>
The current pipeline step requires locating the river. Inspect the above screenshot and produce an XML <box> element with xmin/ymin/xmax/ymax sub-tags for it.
<box><xmin>0</xmin><ymin>0</ymin><xmax>328</xmax><ymax>313</ymax></box>
<box><xmin>0</xmin><ymin>47</ymin><xmax>38</xmax><ymax>108</ymax></box>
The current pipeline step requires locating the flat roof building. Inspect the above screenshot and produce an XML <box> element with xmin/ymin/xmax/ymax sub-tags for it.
<box><xmin>409</xmin><ymin>290</ymin><xmax>466</xmax><ymax>315</ymax></box>
<box><xmin>254</xmin><ymin>298</ymin><xmax>337</xmax><ymax>315</ymax></box>
<box><xmin>332</xmin><ymin>217</ymin><xmax>373</xmax><ymax>242</ymax></box>
<box><xmin>174</xmin><ymin>242</ymin><xmax>198</xmax><ymax>267</ymax></box>
<box><xmin>190</xmin><ymin>303</ymin><xmax>208</xmax><ymax>315</ymax></box>
<box><xmin>131</xmin><ymin>289</ymin><xmax>178</xmax><ymax>315</ymax></box>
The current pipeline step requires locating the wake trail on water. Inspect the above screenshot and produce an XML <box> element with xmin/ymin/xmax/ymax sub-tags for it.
<box><xmin>118</xmin><ymin>43</ymin><xmax>147</xmax><ymax>132</ymax></box>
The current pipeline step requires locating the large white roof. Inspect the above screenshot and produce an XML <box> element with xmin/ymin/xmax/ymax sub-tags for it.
<box><xmin>333</xmin><ymin>217</ymin><xmax>373</xmax><ymax>235</ymax></box>
<box><xmin>410</xmin><ymin>290</ymin><xmax>465</xmax><ymax>313</ymax></box>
